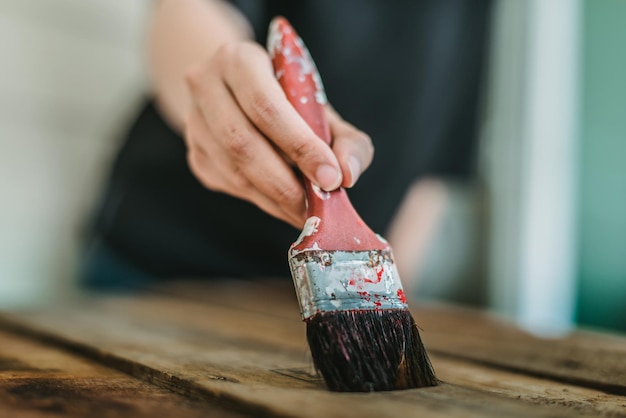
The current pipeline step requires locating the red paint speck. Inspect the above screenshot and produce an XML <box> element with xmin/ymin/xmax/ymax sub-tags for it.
<box><xmin>376</xmin><ymin>266</ymin><xmax>384</xmax><ymax>283</ymax></box>
<box><xmin>362</xmin><ymin>266</ymin><xmax>385</xmax><ymax>285</ymax></box>
<box><xmin>397</xmin><ymin>289</ymin><xmax>407</xmax><ymax>304</ymax></box>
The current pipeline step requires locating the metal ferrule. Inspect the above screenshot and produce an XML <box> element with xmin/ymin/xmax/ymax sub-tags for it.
<box><xmin>288</xmin><ymin>249</ymin><xmax>408</xmax><ymax>320</ymax></box>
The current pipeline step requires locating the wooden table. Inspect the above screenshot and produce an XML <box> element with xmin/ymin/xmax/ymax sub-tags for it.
<box><xmin>1</xmin><ymin>279</ymin><xmax>625</xmax><ymax>417</ymax></box>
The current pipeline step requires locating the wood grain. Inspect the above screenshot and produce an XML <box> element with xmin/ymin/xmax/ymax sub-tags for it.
<box><xmin>0</xmin><ymin>280</ymin><xmax>624</xmax><ymax>417</ymax></box>
<box><xmin>157</xmin><ymin>279</ymin><xmax>626</xmax><ymax>393</ymax></box>
<box><xmin>434</xmin><ymin>356</ymin><xmax>626</xmax><ymax>417</ymax></box>
<box><xmin>416</xmin><ymin>303</ymin><xmax>626</xmax><ymax>394</ymax></box>
<box><xmin>0</xmin><ymin>329</ymin><xmax>247</xmax><ymax>418</ymax></box>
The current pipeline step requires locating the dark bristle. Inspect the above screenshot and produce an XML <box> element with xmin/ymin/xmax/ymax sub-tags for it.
<box><xmin>306</xmin><ymin>309</ymin><xmax>438</xmax><ymax>392</ymax></box>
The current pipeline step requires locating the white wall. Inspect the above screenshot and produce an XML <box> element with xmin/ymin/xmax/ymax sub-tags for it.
<box><xmin>0</xmin><ymin>0</ymin><xmax>150</xmax><ymax>306</ymax></box>
<box><xmin>483</xmin><ymin>0</ymin><xmax>580</xmax><ymax>334</ymax></box>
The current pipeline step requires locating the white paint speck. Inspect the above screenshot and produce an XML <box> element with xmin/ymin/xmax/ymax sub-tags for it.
<box><xmin>300</xmin><ymin>96</ymin><xmax>308</xmax><ymax>104</ymax></box>
<box><xmin>312</xmin><ymin>184</ymin><xmax>330</xmax><ymax>200</ymax></box>
<box><xmin>266</xmin><ymin>20</ymin><xmax>283</xmax><ymax>58</ymax></box>
<box><xmin>290</xmin><ymin>216</ymin><xmax>321</xmax><ymax>254</ymax></box>
<box><xmin>308</xmin><ymin>241</ymin><xmax>321</xmax><ymax>251</ymax></box>
<box><xmin>314</xmin><ymin>91</ymin><xmax>327</xmax><ymax>105</ymax></box>
<box><xmin>325</xmin><ymin>279</ymin><xmax>346</xmax><ymax>298</ymax></box>
<box><xmin>376</xmin><ymin>234</ymin><xmax>389</xmax><ymax>244</ymax></box>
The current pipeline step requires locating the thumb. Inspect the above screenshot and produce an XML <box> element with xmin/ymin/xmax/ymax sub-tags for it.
<box><xmin>326</xmin><ymin>107</ymin><xmax>374</xmax><ymax>188</ymax></box>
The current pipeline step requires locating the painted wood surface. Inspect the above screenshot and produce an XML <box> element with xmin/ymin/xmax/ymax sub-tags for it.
<box><xmin>0</xmin><ymin>279</ymin><xmax>625</xmax><ymax>418</ymax></box>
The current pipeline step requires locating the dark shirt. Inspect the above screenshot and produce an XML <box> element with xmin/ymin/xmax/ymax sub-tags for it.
<box><xmin>87</xmin><ymin>0</ymin><xmax>492</xmax><ymax>281</ymax></box>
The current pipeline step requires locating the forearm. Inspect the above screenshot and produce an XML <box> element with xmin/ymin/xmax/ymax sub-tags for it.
<box><xmin>148</xmin><ymin>0</ymin><xmax>252</xmax><ymax>130</ymax></box>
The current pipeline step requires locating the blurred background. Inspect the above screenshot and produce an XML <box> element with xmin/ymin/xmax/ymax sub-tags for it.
<box><xmin>0</xmin><ymin>0</ymin><xmax>624</xmax><ymax>334</ymax></box>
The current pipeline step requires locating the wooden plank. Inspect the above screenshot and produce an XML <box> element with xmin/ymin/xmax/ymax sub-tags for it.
<box><xmin>417</xmin><ymin>304</ymin><xmax>626</xmax><ymax>395</ymax></box>
<box><xmin>156</xmin><ymin>279</ymin><xmax>626</xmax><ymax>394</ymax></box>
<box><xmin>0</xmin><ymin>287</ymin><xmax>621</xmax><ymax>417</ymax></box>
<box><xmin>0</xmin><ymin>329</ymin><xmax>247</xmax><ymax>418</ymax></box>
<box><xmin>434</xmin><ymin>356</ymin><xmax>626</xmax><ymax>417</ymax></box>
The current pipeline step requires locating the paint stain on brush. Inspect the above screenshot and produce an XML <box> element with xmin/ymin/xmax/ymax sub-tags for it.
<box><xmin>397</xmin><ymin>289</ymin><xmax>407</xmax><ymax>304</ymax></box>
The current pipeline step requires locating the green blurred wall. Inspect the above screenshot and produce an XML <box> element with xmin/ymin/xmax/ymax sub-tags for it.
<box><xmin>577</xmin><ymin>0</ymin><xmax>626</xmax><ymax>331</ymax></box>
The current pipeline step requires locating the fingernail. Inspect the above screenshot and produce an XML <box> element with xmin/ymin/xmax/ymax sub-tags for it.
<box><xmin>347</xmin><ymin>156</ymin><xmax>361</xmax><ymax>188</ymax></box>
<box><xmin>315</xmin><ymin>164</ymin><xmax>342</xmax><ymax>191</ymax></box>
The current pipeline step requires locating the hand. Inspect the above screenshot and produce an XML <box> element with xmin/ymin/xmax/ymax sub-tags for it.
<box><xmin>184</xmin><ymin>41</ymin><xmax>373</xmax><ymax>228</ymax></box>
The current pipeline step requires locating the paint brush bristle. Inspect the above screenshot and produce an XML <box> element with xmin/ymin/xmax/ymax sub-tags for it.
<box><xmin>307</xmin><ymin>309</ymin><xmax>437</xmax><ymax>391</ymax></box>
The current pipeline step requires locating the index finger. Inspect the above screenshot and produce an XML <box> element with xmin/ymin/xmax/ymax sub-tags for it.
<box><xmin>221</xmin><ymin>43</ymin><xmax>343</xmax><ymax>191</ymax></box>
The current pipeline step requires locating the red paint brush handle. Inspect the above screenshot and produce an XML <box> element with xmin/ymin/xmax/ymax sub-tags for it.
<box><xmin>268</xmin><ymin>18</ymin><xmax>331</xmax><ymax>145</ymax></box>
<box><xmin>268</xmin><ymin>17</ymin><xmax>387</xmax><ymax>252</ymax></box>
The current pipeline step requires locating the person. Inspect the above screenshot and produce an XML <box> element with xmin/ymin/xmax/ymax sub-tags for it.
<box><xmin>81</xmin><ymin>0</ymin><xmax>492</xmax><ymax>290</ymax></box>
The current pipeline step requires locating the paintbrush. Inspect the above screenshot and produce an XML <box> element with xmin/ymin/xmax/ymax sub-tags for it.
<box><xmin>267</xmin><ymin>17</ymin><xmax>437</xmax><ymax>392</ymax></box>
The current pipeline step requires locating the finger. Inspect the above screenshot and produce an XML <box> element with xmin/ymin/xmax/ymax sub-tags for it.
<box><xmin>188</xmin><ymin>140</ymin><xmax>303</xmax><ymax>229</ymax></box>
<box><xmin>326</xmin><ymin>107</ymin><xmax>374</xmax><ymax>188</ymax></box>
<box><xmin>185</xmin><ymin>108</ymin><xmax>226</xmax><ymax>192</ymax></box>
<box><xmin>186</xmin><ymin>107</ymin><xmax>255</xmax><ymax>197</ymax></box>
<box><xmin>240</xmin><ymin>185</ymin><xmax>305</xmax><ymax>229</ymax></box>
<box><xmin>187</xmin><ymin>81</ymin><xmax>306</xmax><ymax>224</ymax></box>
<box><xmin>218</xmin><ymin>42</ymin><xmax>343</xmax><ymax>191</ymax></box>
